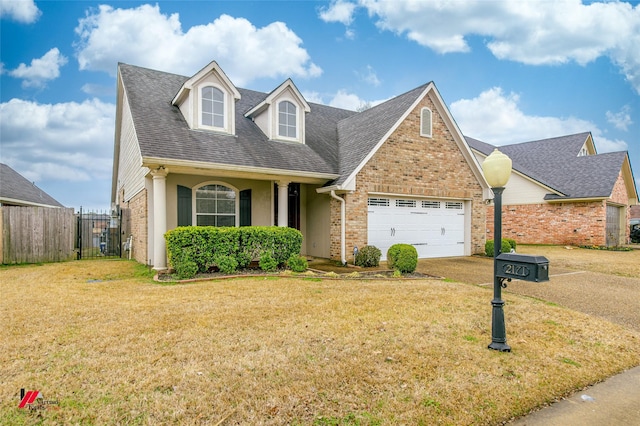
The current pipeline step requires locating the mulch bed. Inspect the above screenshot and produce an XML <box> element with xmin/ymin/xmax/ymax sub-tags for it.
<box><xmin>155</xmin><ymin>267</ymin><xmax>440</xmax><ymax>283</ymax></box>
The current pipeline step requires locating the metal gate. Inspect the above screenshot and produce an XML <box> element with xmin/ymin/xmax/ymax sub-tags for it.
<box><xmin>76</xmin><ymin>207</ymin><xmax>122</xmax><ymax>259</ymax></box>
<box><xmin>606</xmin><ymin>204</ymin><xmax>621</xmax><ymax>247</ymax></box>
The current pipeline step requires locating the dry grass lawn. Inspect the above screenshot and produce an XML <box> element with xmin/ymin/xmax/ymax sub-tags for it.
<box><xmin>1</xmin><ymin>258</ymin><xmax>639</xmax><ymax>425</ymax></box>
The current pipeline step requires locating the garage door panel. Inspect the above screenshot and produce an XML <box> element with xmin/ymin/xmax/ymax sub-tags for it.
<box><xmin>368</xmin><ymin>197</ymin><xmax>466</xmax><ymax>260</ymax></box>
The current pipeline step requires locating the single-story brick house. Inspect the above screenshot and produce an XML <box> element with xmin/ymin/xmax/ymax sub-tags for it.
<box><xmin>0</xmin><ymin>163</ymin><xmax>65</xmax><ymax>208</ymax></box>
<box><xmin>111</xmin><ymin>61</ymin><xmax>492</xmax><ymax>269</ymax></box>
<box><xmin>467</xmin><ymin>133</ymin><xmax>638</xmax><ymax>246</ymax></box>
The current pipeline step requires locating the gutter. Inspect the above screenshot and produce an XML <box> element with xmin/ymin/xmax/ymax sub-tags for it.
<box><xmin>330</xmin><ymin>190</ymin><xmax>346</xmax><ymax>265</ymax></box>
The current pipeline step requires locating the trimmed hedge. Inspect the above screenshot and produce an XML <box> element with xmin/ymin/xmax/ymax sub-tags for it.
<box><xmin>165</xmin><ymin>226</ymin><xmax>303</xmax><ymax>278</ymax></box>
<box><xmin>387</xmin><ymin>243</ymin><xmax>418</xmax><ymax>273</ymax></box>
<box><xmin>485</xmin><ymin>239</ymin><xmax>514</xmax><ymax>257</ymax></box>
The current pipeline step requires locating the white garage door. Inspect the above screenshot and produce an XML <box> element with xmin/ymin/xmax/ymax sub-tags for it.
<box><xmin>367</xmin><ymin>197</ymin><xmax>465</xmax><ymax>260</ymax></box>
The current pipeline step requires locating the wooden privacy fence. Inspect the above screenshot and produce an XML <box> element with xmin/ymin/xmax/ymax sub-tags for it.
<box><xmin>0</xmin><ymin>206</ymin><xmax>75</xmax><ymax>264</ymax></box>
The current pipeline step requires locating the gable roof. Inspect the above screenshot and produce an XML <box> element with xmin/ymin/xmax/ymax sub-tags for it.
<box><xmin>0</xmin><ymin>163</ymin><xmax>65</xmax><ymax>208</ymax></box>
<box><xmin>333</xmin><ymin>84</ymin><xmax>430</xmax><ymax>187</ymax></box>
<box><xmin>116</xmin><ymin>62</ymin><xmax>487</xmax><ymax>194</ymax></box>
<box><xmin>118</xmin><ymin>63</ymin><xmax>356</xmax><ymax>180</ymax></box>
<box><xmin>466</xmin><ymin>133</ymin><xmax>637</xmax><ymax>202</ymax></box>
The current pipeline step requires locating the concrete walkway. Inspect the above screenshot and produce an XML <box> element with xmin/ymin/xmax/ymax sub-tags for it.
<box><xmin>511</xmin><ymin>365</ymin><xmax>640</xmax><ymax>426</ymax></box>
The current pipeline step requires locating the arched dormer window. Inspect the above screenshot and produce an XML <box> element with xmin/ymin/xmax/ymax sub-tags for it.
<box><xmin>201</xmin><ymin>86</ymin><xmax>224</xmax><ymax>129</ymax></box>
<box><xmin>420</xmin><ymin>107</ymin><xmax>432</xmax><ymax>138</ymax></box>
<box><xmin>278</xmin><ymin>101</ymin><xmax>297</xmax><ymax>139</ymax></box>
<box><xmin>194</xmin><ymin>183</ymin><xmax>237</xmax><ymax>227</ymax></box>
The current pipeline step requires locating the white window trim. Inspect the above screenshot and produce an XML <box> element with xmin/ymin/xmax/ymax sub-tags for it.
<box><xmin>420</xmin><ymin>107</ymin><xmax>433</xmax><ymax>138</ymax></box>
<box><xmin>198</xmin><ymin>84</ymin><xmax>228</xmax><ymax>132</ymax></box>
<box><xmin>192</xmin><ymin>181</ymin><xmax>239</xmax><ymax>227</ymax></box>
<box><xmin>276</xmin><ymin>99</ymin><xmax>299</xmax><ymax>142</ymax></box>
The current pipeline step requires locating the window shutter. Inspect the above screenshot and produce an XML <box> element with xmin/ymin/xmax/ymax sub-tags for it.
<box><xmin>240</xmin><ymin>189</ymin><xmax>252</xmax><ymax>226</ymax></box>
<box><xmin>177</xmin><ymin>185</ymin><xmax>192</xmax><ymax>226</ymax></box>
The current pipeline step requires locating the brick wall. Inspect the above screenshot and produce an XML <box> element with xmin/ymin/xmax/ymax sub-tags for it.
<box><xmin>485</xmin><ymin>171</ymin><xmax>632</xmax><ymax>246</ymax></box>
<box><xmin>120</xmin><ymin>189</ymin><xmax>148</xmax><ymax>264</ymax></box>
<box><xmin>486</xmin><ymin>202</ymin><xmax>607</xmax><ymax>246</ymax></box>
<box><xmin>330</xmin><ymin>93</ymin><xmax>486</xmax><ymax>259</ymax></box>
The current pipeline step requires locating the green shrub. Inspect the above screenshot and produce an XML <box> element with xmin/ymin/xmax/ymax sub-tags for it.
<box><xmin>215</xmin><ymin>255</ymin><xmax>238</xmax><ymax>274</ymax></box>
<box><xmin>165</xmin><ymin>226</ymin><xmax>302</xmax><ymax>278</ymax></box>
<box><xmin>504</xmin><ymin>238</ymin><xmax>517</xmax><ymax>251</ymax></box>
<box><xmin>485</xmin><ymin>239</ymin><xmax>513</xmax><ymax>257</ymax></box>
<box><xmin>259</xmin><ymin>252</ymin><xmax>278</xmax><ymax>272</ymax></box>
<box><xmin>287</xmin><ymin>254</ymin><xmax>308</xmax><ymax>273</ymax></box>
<box><xmin>355</xmin><ymin>245</ymin><xmax>381</xmax><ymax>267</ymax></box>
<box><xmin>387</xmin><ymin>243</ymin><xmax>418</xmax><ymax>273</ymax></box>
<box><xmin>174</xmin><ymin>259</ymin><xmax>198</xmax><ymax>280</ymax></box>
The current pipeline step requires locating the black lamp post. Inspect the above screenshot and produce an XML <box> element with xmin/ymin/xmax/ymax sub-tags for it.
<box><xmin>482</xmin><ymin>149</ymin><xmax>513</xmax><ymax>352</ymax></box>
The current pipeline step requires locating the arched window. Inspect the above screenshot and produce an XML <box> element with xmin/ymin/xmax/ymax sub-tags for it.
<box><xmin>278</xmin><ymin>101</ymin><xmax>297</xmax><ymax>138</ymax></box>
<box><xmin>195</xmin><ymin>184</ymin><xmax>236</xmax><ymax>226</ymax></box>
<box><xmin>201</xmin><ymin>86</ymin><xmax>224</xmax><ymax>128</ymax></box>
<box><xmin>420</xmin><ymin>107</ymin><xmax>432</xmax><ymax>138</ymax></box>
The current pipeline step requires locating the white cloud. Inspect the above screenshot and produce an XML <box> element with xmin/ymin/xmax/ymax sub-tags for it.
<box><xmin>0</xmin><ymin>0</ymin><xmax>40</xmax><ymax>23</ymax></box>
<box><xmin>74</xmin><ymin>4</ymin><xmax>322</xmax><ymax>86</ymax></box>
<box><xmin>8</xmin><ymin>48</ymin><xmax>68</xmax><ymax>88</ymax></box>
<box><xmin>606</xmin><ymin>106</ymin><xmax>633</xmax><ymax>131</ymax></box>
<box><xmin>451</xmin><ymin>87</ymin><xmax>628</xmax><ymax>153</ymax></box>
<box><xmin>346</xmin><ymin>0</ymin><xmax>640</xmax><ymax>94</ymax></box>
<box><xmin>319</xmin><ymin>0</ymin><xmax>357</xmax><ymax>25</ymax></box>
<box><xmin>303</xmin><ymin>89</ymin><xmax>387</xmax><ymax>111</ymax></box>
<box><xmin>0</xmin><ymin>98</ymin><xmax>115</xmax><ymax>185</ymax></box>
<box><xmin>358</xmin><ymin>65</ymin><xmax>381</xmax><ymax>87</ymax></box>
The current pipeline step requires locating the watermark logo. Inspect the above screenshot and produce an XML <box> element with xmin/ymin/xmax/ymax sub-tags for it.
<box><xmin>18</xmin><ymin>389</ymin><xmax>59</xmax><ymax>410</ymax></box>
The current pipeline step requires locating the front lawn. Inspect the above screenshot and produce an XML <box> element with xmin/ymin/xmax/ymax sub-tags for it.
<box><xmin>1</xmin><ymin>260</ymin><xmax>638</xmax><ymax>425</ymax></box>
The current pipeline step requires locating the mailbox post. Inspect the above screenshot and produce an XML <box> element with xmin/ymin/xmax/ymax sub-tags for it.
<box><xmin>482</xmin><ymin>148</ymin><xmax>550</xmax><ymax>352</ymax></box>
<box><xmin>482</xmin><ymin>149</ymin><xmax>513</xmax><ymax>352</ymax></box>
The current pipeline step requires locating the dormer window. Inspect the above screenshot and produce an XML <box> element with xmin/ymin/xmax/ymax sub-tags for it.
<box><xmin>201</xmin><ymin>86</ymin><xmax>224</xmax><ymax>129</ymax></box>
<box><xmin>278</xmin><ymin>101</ymin><xmax>297</xmax><ymax>138</ymax></box>
<box><xmin>172</xmin><ymin>60</ymin><xmax>241</xmax><ymax>135</ymax></box>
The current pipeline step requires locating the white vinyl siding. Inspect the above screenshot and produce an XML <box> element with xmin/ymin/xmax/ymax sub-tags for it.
<box><xmin>117</xmin><ymin>89</ymin><xmax>147</xmax><ymax>202</ymax></box>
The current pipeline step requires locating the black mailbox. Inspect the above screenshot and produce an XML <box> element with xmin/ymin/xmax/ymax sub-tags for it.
<box><xmin>496</xmin><ymin>253</ymin><xmax>549</xmax><ymax>282</ymax></box>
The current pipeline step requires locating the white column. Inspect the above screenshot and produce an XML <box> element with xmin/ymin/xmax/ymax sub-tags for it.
<box><xmin>151</xmin><ymin>167</ymin><xmax>168</xmax><ymax>270</ymax></box>
<box><xmin>277</xmin><ymin>181</ymin><xmax>289</xmax><ymax>227</ymax></box>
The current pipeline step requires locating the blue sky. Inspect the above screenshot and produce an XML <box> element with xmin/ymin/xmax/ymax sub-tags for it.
<box><xmin>1</xmin><ymin>0</ymin><xmax>639</xmax><ymax>211</ymax></box>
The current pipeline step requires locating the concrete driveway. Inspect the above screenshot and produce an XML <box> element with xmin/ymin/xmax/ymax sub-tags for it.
<box><xmin>417</xmin><ymin>252</ymin><xmax>640</xmax><ymax>332</ymax></box>
<box><xmin>418</xmin><ymin>249</ymin><xmax>640</xmax><ymax>426</ymax></box>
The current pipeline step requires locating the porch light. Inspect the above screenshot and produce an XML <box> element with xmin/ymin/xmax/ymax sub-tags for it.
<box><xmin>482</xmin><ymin>148</ymin><xmax>513</xmax><ymax>352</ymax></box>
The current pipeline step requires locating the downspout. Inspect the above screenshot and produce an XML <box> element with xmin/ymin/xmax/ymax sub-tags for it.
<box><xmin>330</xmin><ymin>190</ymin><xmax>347</xmax><ymax>265</ymax></box>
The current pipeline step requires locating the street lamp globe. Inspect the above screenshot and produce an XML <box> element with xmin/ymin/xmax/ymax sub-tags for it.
<box><xmin>482</xmin><ymin>149</ymin><xmax>512</xmax><ymax>188</ymax></box>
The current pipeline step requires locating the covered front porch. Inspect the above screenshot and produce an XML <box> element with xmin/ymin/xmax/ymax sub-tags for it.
<box><xmin>145</xmin><ymin>163</ymin><xmax>337</xmax><ymax>269</ymax></box>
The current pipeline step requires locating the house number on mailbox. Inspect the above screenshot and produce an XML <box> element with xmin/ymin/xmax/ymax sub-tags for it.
<box><xmin>502</xmin><ymin>263</ymin><xmax>529</xmax><ymax>277</ymax></box>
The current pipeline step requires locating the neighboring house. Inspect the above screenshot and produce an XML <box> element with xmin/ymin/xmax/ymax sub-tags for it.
<box><xmin>467</xmin><ymin>133</ymin><xmax>638</xmax><ymax>246</ymax></box>
<box><xmin>111</xmin><ymin>61</ymin><xmax>491</xmax><ymax>269</ymax></box>
<box><xmin>0</xmin><ymin>163</ymin><xmax>65</xmax><ymax>208</ymax></box>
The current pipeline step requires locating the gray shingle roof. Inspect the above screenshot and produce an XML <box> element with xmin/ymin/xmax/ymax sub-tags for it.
<box><xmin>0</xmin><ymin>163</ymin><xmax>65</xmax><ymax>207</ymax></box>
<box><xmin>119</xmin><ymin>63</ymin><xmax>356</xmax><ymax>176</ymax></box>
<box><xmin>333</xmin><ymin>84</ymin><xmax>429</xmax><ymax>186</ymax></box>
<box><xmin>466</xmin><ymin>133</ymin><xmax>628</xmax><ymax>199</ymax></box>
